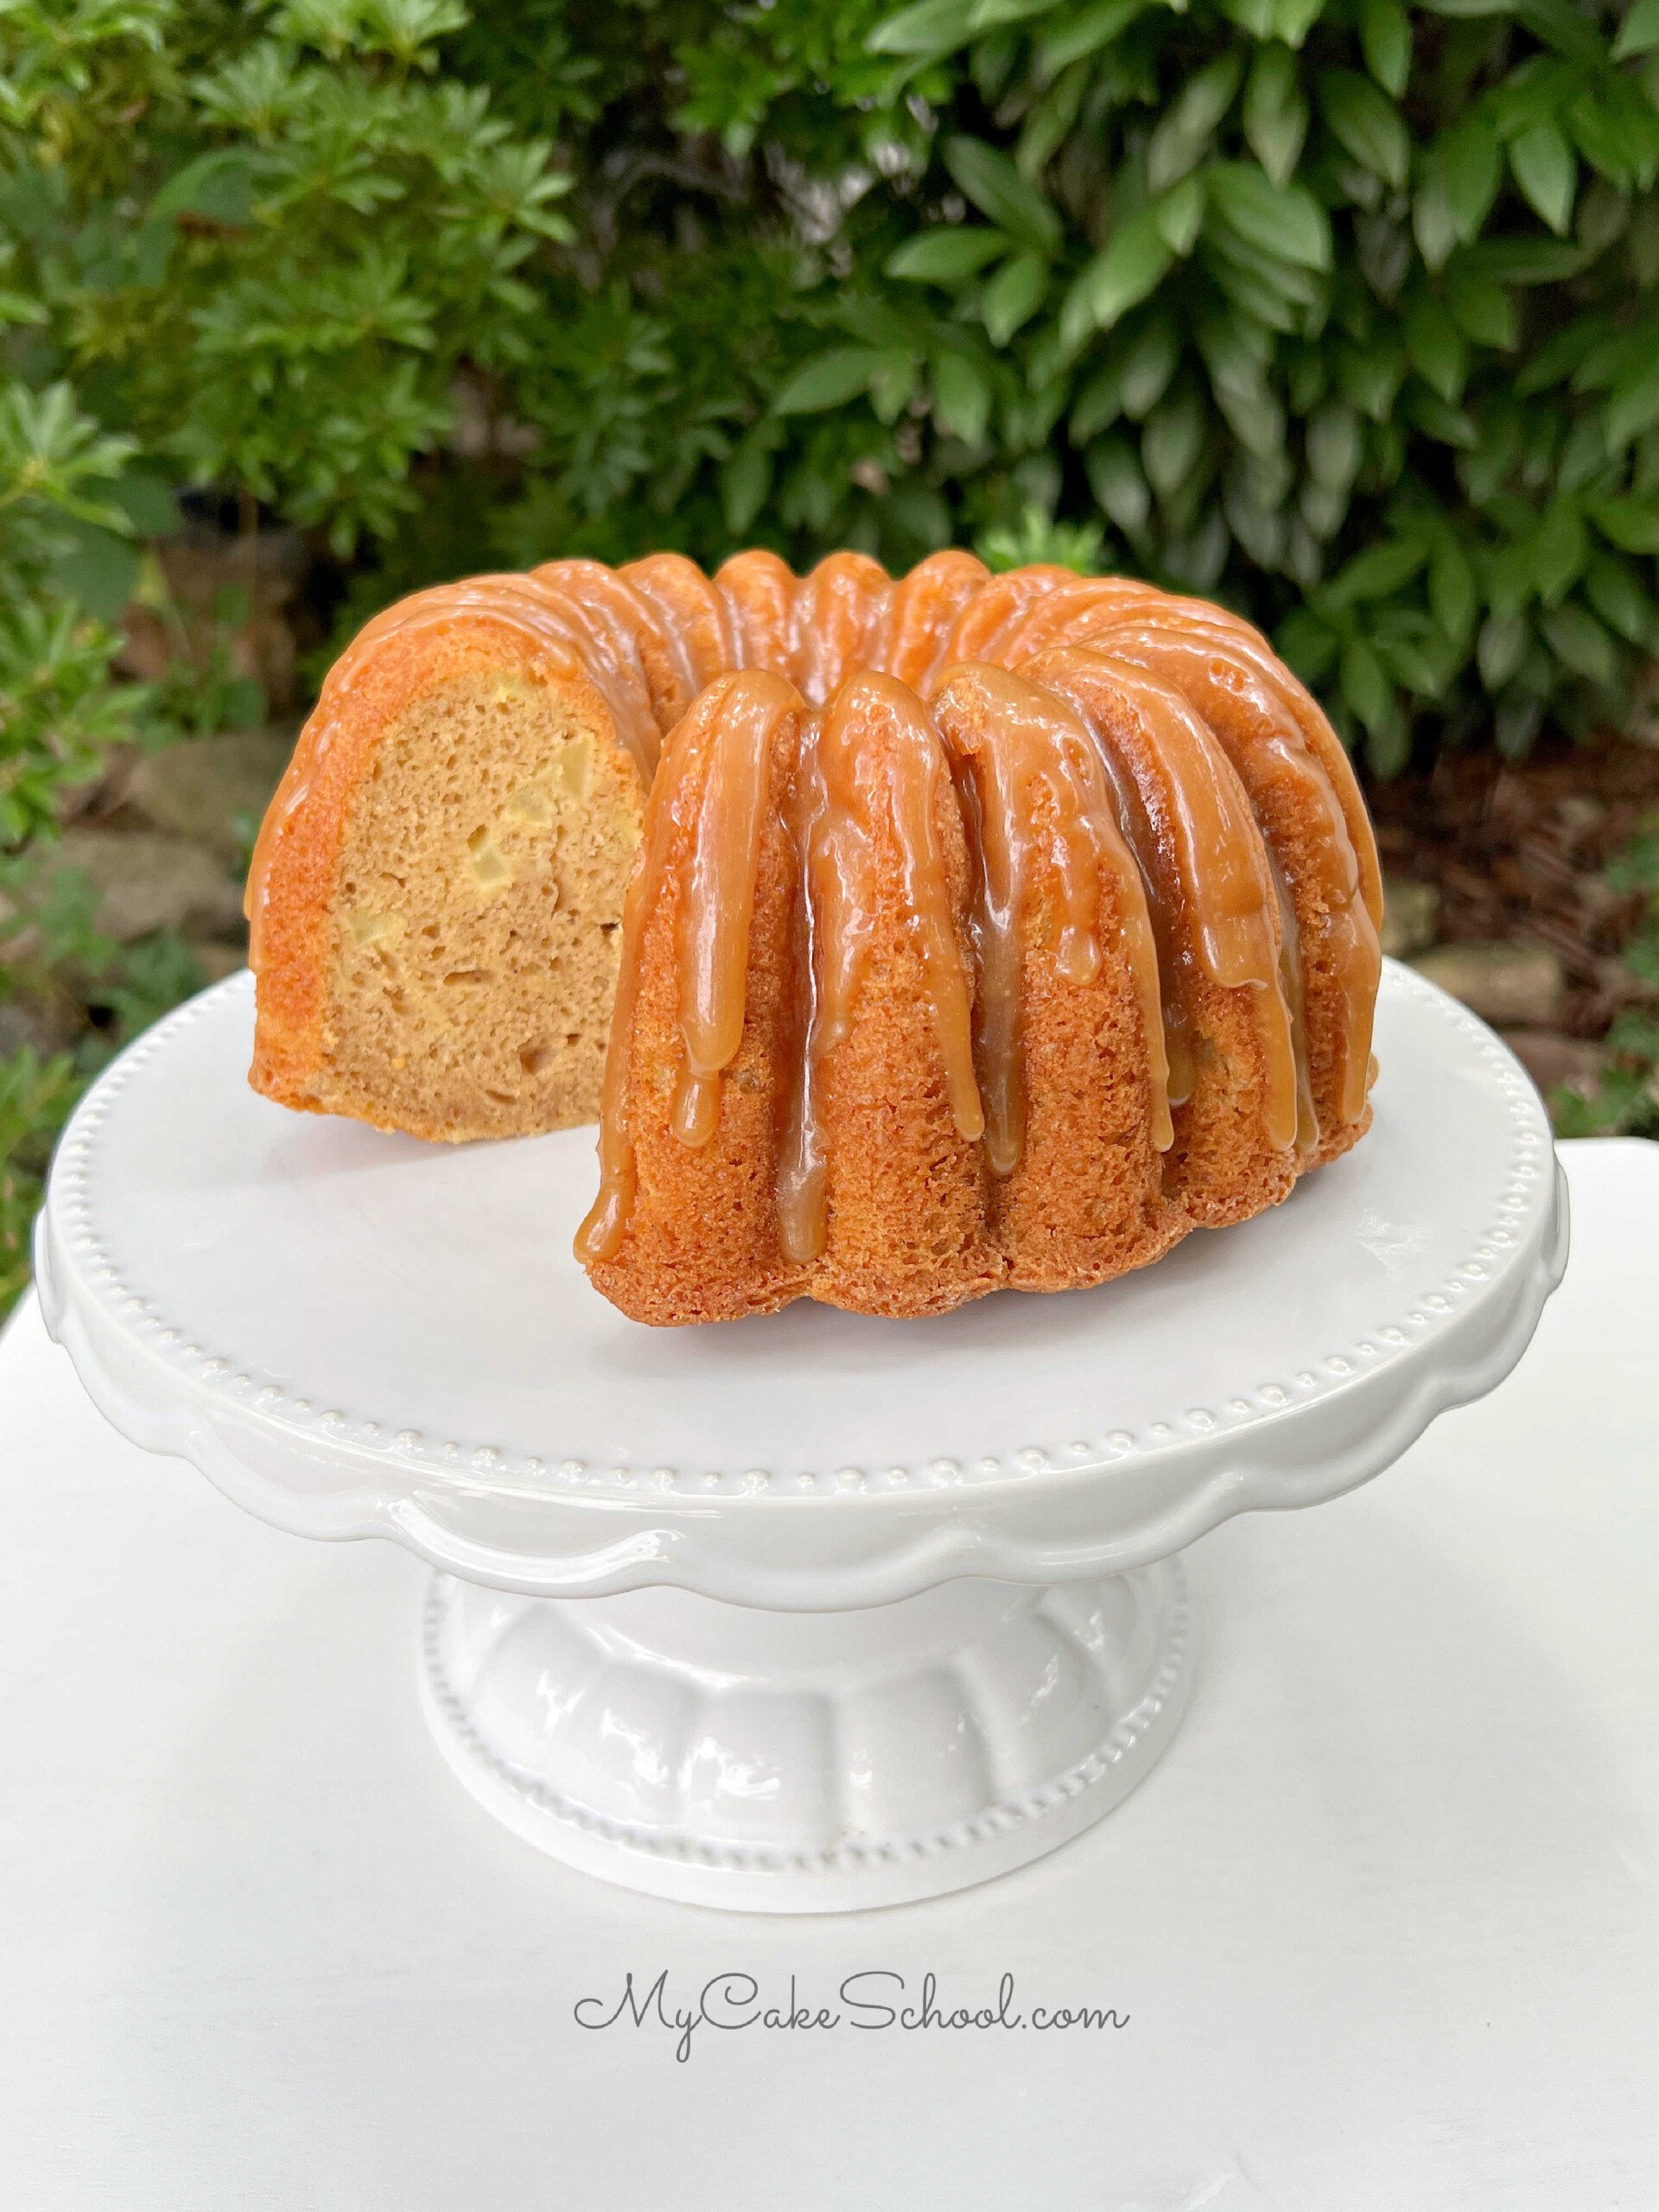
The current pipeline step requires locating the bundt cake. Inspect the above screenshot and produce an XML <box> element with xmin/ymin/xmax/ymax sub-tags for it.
<box><xmin>247</xmin><ymin>550</ymin><xmax>1383</xmax><ymax>1322</ymax></box>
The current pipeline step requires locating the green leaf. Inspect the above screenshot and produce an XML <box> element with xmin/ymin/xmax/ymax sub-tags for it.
<box><xmin>1206</xmin><ymin>162</ymin><xmax>1332</xmax><ymax>270</ymax></box>
<box><xmin>1338</xmin><ymin>343</ymin><xmax>1406</xmax><ymax>421</ymax></box>
<box><xmin>101</xmin><ymin>472</ymin><xmax>181</xmax><ymax>538</ymax></box>
<box><xmin>1441</xmin><ymin>118</ymin><xmax>1503</xmax><ymax>244</ymax></box>
<box><xmin>1154</xmin><ymin>175</ymin><xmax>1205</xmax><ymax>257</ymax></box>
<box><xmin>933</xmin><ymin>352</ymin><xmax>994</xmax><ymax>444</ymax></box>
<box><xmin>1540</xmin><ymin>602</ymin><xmax>1618</xmax><ymax>686</ymax></box>
<box><xmin>1478</xmin><ymin>613</ymin><xmax>1529</xmax><ymax>688</ymax></box>
<box><xmin>868</xmin><ymin>0</ymin><xmax>976</xmax><ymax>55</ymax></box>
<box><xmin>1306</xmin><ymin>400</ymin><xmax>1360</xmax><ymax>487</ymax></box>
<box><xmin>49</xmin><ymin>522</ymin><xmax>141</xmax><ymax>624</ymax></box>
<box><xmin>722</xmin><ymin>433</ymin><xmax>772</xmax><ymax>533</ymax></box>
<box><xmin>1444</xmin><ymin>267</ymin><xmax>1516</xmax><ymax>349</ymax></box>
<box><xmin>1605</xmin><ymin>357</ymin><xmax>1659</xmax><ymax>449</ymax></box>
<box><xmin>1243</xmin><ymin>48</ymin><xmax>1308</xmax><ymax>187</ymax></box>
<box><xmin>981</xmin><ymin>251</ymin><xmax>1048</xmax><ymax>344</ymax></box>
<box><xmin>151</xmin><ymin>149</ymin><xmax>260</xmax><ymax>228</ymax></box>
<box><xmin>1405</xmin><ymin>292</ymin><xmax>1467</xmax><ymax>402</ymax></box>
<box><xmin>1339</xmin><ymin>634</ymin><xmax>1393</xmax><ymax>728</ymax></box>
<box><xmin>1463</xmin><ymin>237</ymin><xmax>1586</xmax><ymax>283</ymax></box>
<box><xmin>1358</xmin><ymin>0</ymin><xmax>1411</xmax><ymax>97</ymax></box>
<box><xmin>1141</xmin><ymin>387</ymin><xmax>1206</xmax><ymax>497</ymax></box>
<box><xmin>1613</xmin><ymin>0</ymin><xmax>1659</xmax><ymax>58</ymax></box>
<box><xmin>1567</xmin><ymin>86</ymin><xmax>1659</xmax><ymax>194</ymax></box>
<box><xmin>1321</xmin><ymin>71</ymin><xmax>1409</xmax><ymax>190</ymax></box>
<box><xmin>1408</xmin><ymin>389</ymin><xmax>1478</xmax><ymax>448</ymax></box>
<box><xmin>1071</xmin><ymin>366</ymin><xmax>1124</xmax><ymax>443</ymax></box>
<box><xmin>1585</xmin><ymin>554</ymin><xmax>1659</xmax><ymax>650</ymax></box>
<box><xmin>1122</xmin><ymin>318</ymin><xmax>1182</xmax><ymax>417</ymax></box>
<box><xmin>1411</xmin><ymin>166</ymin><xmax>1457</xmax><ymax>271</ymax></box>
<box><xmin>1325</xmin><ymin>537</ymin><xmax>1428</xmax><ymax>607</ymax></box>
<box><xmin>1591</xmin><ymin>496</ymin><xmax>1659</xmax><ymax>554</ymax></box>
<box><xmin>772</xmin><ymin>348</ymin><xmax>884</xmax><ymax>413</ymax></box>
<box><xmin>1088</xmin><ymin>435</ymin><xmax>1154</xmax><ymax>534</ymax></box>
<box><xmin>1034</xmin><ymin>0</ymin><xmax>1147</xmax><ymax>72</ymax></box>
<box><xmin>1060</xmin><ymin>213</ymin><xmax>1173</xmax><ymax>351</ymax></box>
<box><xmin>1147</xmin><ymin>53</ymin><xmax>1243</xmax><ymax>192</ymax></box>
<box><xmin>1276</xmin><ymin>607</ymin><xmax>1339</xmax><ymax>681</ymax></box>
<box><xmin>944</xmin><ymin>137</ymin><xmax>1064</xmax><ymax>256</ymax></box>
<box><xmin>870</xmin><ymin>352</ymin><xmax>920</xmax><ymax>423</ymax></box>
<box><xmin>967</xmin><ymin>0</ymin><xmax>1066</xmax><ymax>24</ymax></box>
<box><xmin>1272</xmin><ymin>0</ymin><xmax>1326</xmax><ymax>45</ymax></box>
<box><xmin>1429</xmin><ymin>537</ymin><xmax>1478</xmax><ymax>644</ymax></box>
<box><xmin>887</xmin><ymin>229</ymin><xmax>1009</xmax><ymax>283</ymax></box>
<box><xmin>1509</xmin><ymin>122</ymin><xmax>1576</xmax><ymax>238</ymax></box>
<box><xmin>1529</xmin><ymin>502</ymin><xmax>1587</xmax><ymax>602</ymax></box>
<box><xmin>1217</xmin><ymin>0</ymin><xmax>1275</xmax><ymax>35</ymax></box>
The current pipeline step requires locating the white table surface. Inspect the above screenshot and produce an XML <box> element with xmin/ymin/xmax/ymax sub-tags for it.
<box><xmin>2</xmin><ymin>1139</ymin><xmax>1655</xmax><ymax>2212</ymax></box>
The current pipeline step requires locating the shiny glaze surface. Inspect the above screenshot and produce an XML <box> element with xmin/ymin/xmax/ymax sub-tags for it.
<box><xmin>1029</xmin><ymin>649</ymin><xmax>1300</xmax><ymax>1152</ymax></box>
<box><xmin>931</xmin><ymin>662</ymin><xmax>1172</xmax><ymax>1166</ymax></box>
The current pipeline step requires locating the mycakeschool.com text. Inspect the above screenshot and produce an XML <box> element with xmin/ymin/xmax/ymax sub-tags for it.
<box><xmin>573</xmin><ymin>1971</ymin><xmax>1130</xmax><ymax>2063</ymax></box>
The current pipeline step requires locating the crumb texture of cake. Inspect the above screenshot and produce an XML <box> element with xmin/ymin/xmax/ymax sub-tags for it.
<box><xmin>247</xmin><ymin>552</ymin><xmax>1383</xmax><ymax>1317</ymax></box>
<box><xmin>247</xmin><ymin>577</ymin><xmax>658</xmax><ymax>1140</ymax></box>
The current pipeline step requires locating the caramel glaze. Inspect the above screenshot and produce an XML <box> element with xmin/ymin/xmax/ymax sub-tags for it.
<box><xmin>1060</xmin><ymin>619</ymin><xmax>1379</xmax><ymax>1135</ymax></box>
<box><xmin>583</xmin><ymin>650</ymin><xmax>1313</xmax><ymax>1285</ymax></box>
<box><xmin>532</xmin><ymin>556</ymin><xmax>696</xmax><ymax>729</ymax></box>
<box><xmin>1023</xmin><ymin>648</ymin><xmax>1300</xmax><ymax>1160</ymax></box>
<box><xmin>941</xmin><ymin>565</ymin><xmax>1084</xmax><ymax>665</ymax></box>
<box><xmin>575</xmin><ymin>671</ymin><xmax>803</xmax><ymax>1267</ymax></box>
<box><xmin>794</xmin><ymin>552</ymin><xmax>893</xmax><ymax>705</ymax></box>
<box><xmin>714</xmin><ymin>548</ymin><xmax>797</xmax><ymax>678</ymax></box>
<box><xmin>927</xmin><ymin>662</ymin><xmax>1172</xmax><ymax>1169</ymax></box>
<box><xmin>775</xmin><ymin>673</ymin><xmax>984</xmax><ymax>1267</ymax></box>
<box><xmin>879</xmin><ymin>550</ymin><xmax>991</xmax><ymax>693</ymax></box>
<box><xmin>994</xmin><ymin>577</ymin><xmax>1384</xmax><ymax>930</ymax></box>
<box><xmin>243</xmin><ymin>573</ymin><xmax>656</xmax><ymax>971</ymax></box>
<box><xmin>619</xmin><ymin>552</ymin><xmax>738</xmax><ymax>701</ymax></box>
<box><xmin>715</xmin><ymin>550</ymin><xmax>895</xmax><ymax>706</ymax></box>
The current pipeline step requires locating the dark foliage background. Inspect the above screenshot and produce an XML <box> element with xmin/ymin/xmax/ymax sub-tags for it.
<box><xmin>5</xmin><ymin>0</ymin><xmax>1659</xmax><ymax>1304</ymax></box>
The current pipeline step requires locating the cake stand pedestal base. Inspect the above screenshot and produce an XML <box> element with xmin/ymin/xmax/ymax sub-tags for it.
<box><xmin>419</xmin><ymin>1562</ymin><xmax>1191</xmax><ymax>1911</ymax></box>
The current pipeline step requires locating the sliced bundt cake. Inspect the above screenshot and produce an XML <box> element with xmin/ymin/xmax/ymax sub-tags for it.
<box><xmin>246</xmin><ymin>550</ymin><xmax>1382</xmax><ymax>1321</ymax></box>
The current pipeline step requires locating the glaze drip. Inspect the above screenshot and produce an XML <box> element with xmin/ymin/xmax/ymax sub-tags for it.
<box><xmin>714</xmin><ymin>548</ymin><xmax>797</xmax><ymax>681</ymax></box>
<box><xmin>575</xmin><ymin>671</ymin><xmax>802</xmax><ymax>1263</ymax></box>
<box><xmin>880</xmin><ymin>550</ymin><xmax>992</xmax><ymax>693</ymax></box>
<box><xmin>1071</xmin><ymin>618</ymin><xmax>1379</xmax><ymax>1128</ymax></box>
<box><xmin>1027</xmin><ymin>649</ymin><xmax>1300</xmax><ymax>1154</ymax></box>
<box><xmin>775</xmin><ymin>675</ymin><xmax>984</xmax><ymax>1263</ymax></box>
<box><xmin>995</xmin><ymin>576</ymin><xmax>1385</xmax><ymax>932</ymax></box>
<box><xmin>670</xmin><ymin>673</ymin><xmax>801</xmax><ymax>1147</ymax></box>
<box><xmin>619</xmin><ymin>553</ymin><xmax>738</xmax><ymax>697</ymax></box>
<box><xmin>931</xmin><ymin>662</ymin><xmax>1172</xmax><ymax>1167</ymax></box>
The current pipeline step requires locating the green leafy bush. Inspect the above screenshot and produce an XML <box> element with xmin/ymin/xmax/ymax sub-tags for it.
<box><xmin>9</xmin><ymin>0</ymin><xmax>1659</xmax><ymax>767</ymax></box>
<box><xmin>4</xmin><ymin>0</ymin><xmax>1659</xmax><ymax>1319</ymax></box>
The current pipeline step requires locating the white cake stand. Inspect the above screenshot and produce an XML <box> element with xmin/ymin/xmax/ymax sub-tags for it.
<box><xmin>35</xmin><ymin>963</ymin><xmax>1566</xmax><ymax>1912</ymax></box>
